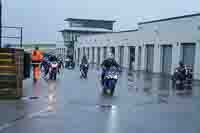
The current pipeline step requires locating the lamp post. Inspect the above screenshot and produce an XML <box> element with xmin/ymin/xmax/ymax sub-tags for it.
<box><xmin>20</xmin><ymin>27</ymin><xmax>23</xmax><ymax>48</ymax></box>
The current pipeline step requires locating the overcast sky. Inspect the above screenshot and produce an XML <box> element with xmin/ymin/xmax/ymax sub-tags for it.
<box><xmin>2</xmin><ymin>0</ymin><xmax>200</xmax><ymax>44</ymax></box>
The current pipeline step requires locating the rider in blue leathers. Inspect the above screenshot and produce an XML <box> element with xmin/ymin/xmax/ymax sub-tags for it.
<box><xmin>101</xmin><ymin>53</ymin><xmax>120</xmax><ymax>85</ymax></box>
<box><xmin>80</xmin><ymin>55</ymin><xmax>89</xmax><ymax>70</ymax></box>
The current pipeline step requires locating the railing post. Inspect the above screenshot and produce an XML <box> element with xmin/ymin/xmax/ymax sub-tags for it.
<box><xmin>20</xmin><ymin>27</ymin><xmax>23</xmax><ymax>48</ymax></box>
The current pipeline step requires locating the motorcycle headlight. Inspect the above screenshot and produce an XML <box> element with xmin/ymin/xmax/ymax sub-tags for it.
<box><xmin>114</xmin><ymin>75</ymin><xmax>118</xmax><ymax>79</ymax></box>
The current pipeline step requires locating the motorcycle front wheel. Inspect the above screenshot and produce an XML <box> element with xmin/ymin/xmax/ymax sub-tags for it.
<box><xmin>109</xmin><ymin>79</ymin><xmax>116</xmax><ymax>96</ymax></box>
<box><xmin>49</xmin><ymin>73</ymin><xmax>53</xmax><ymax>80</ymax></box>
<box><xmin>53</xmin><ymin>73</ymin><xmax>57</xmax><ymax>80</ymax></box>
<box><xmin>84</xmin><ymin>71</ymin><xmax>88</xmax><ymax>79</ymax></box>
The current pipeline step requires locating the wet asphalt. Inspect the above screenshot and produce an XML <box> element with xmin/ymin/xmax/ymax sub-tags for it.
<box><xmin>0</xmin><ymin>67</ymin><xmax>200</xmax><ymax>133</ymax></box>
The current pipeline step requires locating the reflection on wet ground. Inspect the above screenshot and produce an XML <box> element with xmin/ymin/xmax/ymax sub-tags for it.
<box><xmin>126</xmin><ymin>70</ymin><xmax>198</xmax><ymax>98</ymax></box>
<box><xmin>47</xmin><ymin>80</ymin><xmax>56</xmax><ymax>112</ymax></box>
<box><xmin>22</xmin><ymin>69</ymin><xmax>200</xmax><ymax>112</ymax></box>
<box><xmin>1</xmin><ymin>69</ymin><xmax>200</xmax><ymax>133</ymax></box>
<box><xmin>105</xmin><ymin>106</ymin><xmax>119</xmax><ymax>133</ymax></box>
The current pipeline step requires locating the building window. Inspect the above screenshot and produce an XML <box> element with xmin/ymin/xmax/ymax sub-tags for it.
<box><xmin>71</xmin><ymin>22</ymin><xmax>83</xmax><ymax>27</ymax></box>
<box><xmin>65</xmin><ymin>33</ymin><xmax>71</xmax><ymax>41</ymax></box>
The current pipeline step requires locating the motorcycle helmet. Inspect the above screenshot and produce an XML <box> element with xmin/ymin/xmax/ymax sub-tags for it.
<box><xmin>179</xmin><ymin>61</ymin><xmax>184</xmax><ymax>67</ymax></box>
<box><xmin>35</xmin><ymin>45</ymin><xmax>39</xmax><ymax>50</ymax></box>
<box><xmin>107</xmin><ymin>52</ymin><xmax>114</xmax><ymax>59</ymax></box>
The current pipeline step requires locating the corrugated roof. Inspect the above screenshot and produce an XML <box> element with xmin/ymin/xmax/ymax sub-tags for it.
<box><xmin>139</xmin><ymin>13</ymin><xmax>200</xmax><ymax>25</ymax></box>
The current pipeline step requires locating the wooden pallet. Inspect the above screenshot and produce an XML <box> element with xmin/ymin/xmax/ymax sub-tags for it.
<box><xmin>0</xmin><ymin>48</ymin><xmax>24</xmax><ymax>99</ymax></box>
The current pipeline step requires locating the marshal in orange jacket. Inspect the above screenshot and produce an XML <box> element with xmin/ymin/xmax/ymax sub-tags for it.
<box><xmin>31</xmin><ymin>50</ymin><xmax>42</xmax><ymax>63</ymax></box>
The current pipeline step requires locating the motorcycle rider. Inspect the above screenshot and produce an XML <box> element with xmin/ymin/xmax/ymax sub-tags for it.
<box><xmin>81</xmin><ymin>55</ymin><xmax>88</xmax><ymax>63</ymax></box>
<box><xmin>178</xmin><ymin>61</ymin><xmax>186</xmax><ymax>80</ymax></box>
<box><xmin>31</xmin><ymin>46</ymin><xmax>42</xmax><ymax>80</ymax></box>
<box><xmin>48</xmin><ymin>55</ymin><xmax>59</xmax><ymax>78</ymax></box>
<box><xmin>172</xmin><ymin>61</ymin><xmax>186</xmax><ymax>90</ymax></box>
<box><xmin>80</xmin><ymin>55</ymin><xmax>89</xmax><ymax>69</ymax></box>
<box><xmin>101</xmin><ymin>52</ymin><xmax>120</xmax><ymax>85</ymax></box>
<box><xmin>65</xmin><ymin>56</ymin><xmax>73</xmax><ymax>68</ymax></box>
<box><xmin>49</xmin><ymin>56</ymin><xmax>58</xmax><ymax>68</ymax></box>
<box><xmin>40</xmin><ymin>57</ymin><xmax>49</xmax><ymax>77</ymax></box>
<box><xmin>80</xmin><ymin>55</ymin><xmax>89</xmax><ymax>77</ymax></box>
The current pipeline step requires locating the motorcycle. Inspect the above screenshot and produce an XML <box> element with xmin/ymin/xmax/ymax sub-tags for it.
<box><xmin>184</xmin><ymin>65</ymin><xmax>193</xmax><ymax>90</ymax></box>
<box><xmin>172</xmin><ymin>68</ymin><xmax>184</xmax><ymax>90</ymax></box>
<box><xmin>102</xmin><ymin>67</ymin><xmax>119</xmax><ymax>96</ymax></box>
<box><xmin>80</xmin><ymin>63</ymin><xmax>89</xmax><ymax>79</ymax></box>
<box><xmin>65</xmin><ymin>58</ymin><xmax>75</xmax><ymax>69</ymax></box>
<box><xmin>49</xmin><ymin>61</ymin><xmax>58</xmax><ymax>80</ymax></box>
<box><xmin>172</xmin><ymin>65</ymin><xmax>193</xmax><ymax>91</ymax></box>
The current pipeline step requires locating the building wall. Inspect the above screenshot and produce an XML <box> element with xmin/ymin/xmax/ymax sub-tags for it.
<box><xmin>75</xmin><ymin>15</ymin><xmax>200</xmax><ymax>80</ymax></box>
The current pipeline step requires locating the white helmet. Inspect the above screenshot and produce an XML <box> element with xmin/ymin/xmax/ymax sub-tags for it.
<box><xmin>107</xmin><ymin>52</ymin><xmax>114</xmax><ymax>59</ymax></box>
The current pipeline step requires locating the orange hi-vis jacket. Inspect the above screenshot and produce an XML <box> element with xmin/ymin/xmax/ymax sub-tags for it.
<box><xmin>31</xmin><ymin>50</ymin><xmax>42</xmax><ymax>63</ymax></box>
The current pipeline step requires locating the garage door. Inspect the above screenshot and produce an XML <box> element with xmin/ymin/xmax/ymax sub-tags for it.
<box><xmin>87</xmin><ymin>48</ymin><xmax>90</xmax><ymax>59</ymax></box>
<box><xmin>97</xmin><ymin>47</ymin><xmax>101</xmax><ymax>65</ymax></box>
<box><xmin>146</xmin><ymin>45</ymin><xmax>154</xmax><ymax>72</ymax></box>
<box><xmin>129</xmin><ymin>46</ymin><xmax>135</xmax><ymax>70</ymax></box>
<box><xmin>162</xmin><ymin>45</ymin><xmax>172</xmax><ymax>74</ymax></box>
<box><xmin>182</xmin><ymin>43</ymin><xmax>195</xmax><ymax>68</ymax></box>
<box><xmin>138</xmin><ymin>46</ymin><xmax>142</xmax><ymax>70</ymax></box>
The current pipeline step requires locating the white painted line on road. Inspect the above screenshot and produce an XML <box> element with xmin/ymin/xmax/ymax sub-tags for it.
<box><xmin>0</xmin><ymin>123</ymin><xmax>14</xmax><ymax>132</ymax></box>
<box><xmin>27</xmin><ymin>109</ymin><xmax>48</xmax><ymax>119</ymax></box>
<box><xmin>0</xmin><ymin>108</ymin><xmax>49</xmax><ymax>132</ymax></box>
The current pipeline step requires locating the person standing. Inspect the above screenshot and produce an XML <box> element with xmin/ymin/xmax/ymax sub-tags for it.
<box><xmin>31</xmin><ymin>46</ymin><xmax>42</xmax><ymax>81</ymax></box>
